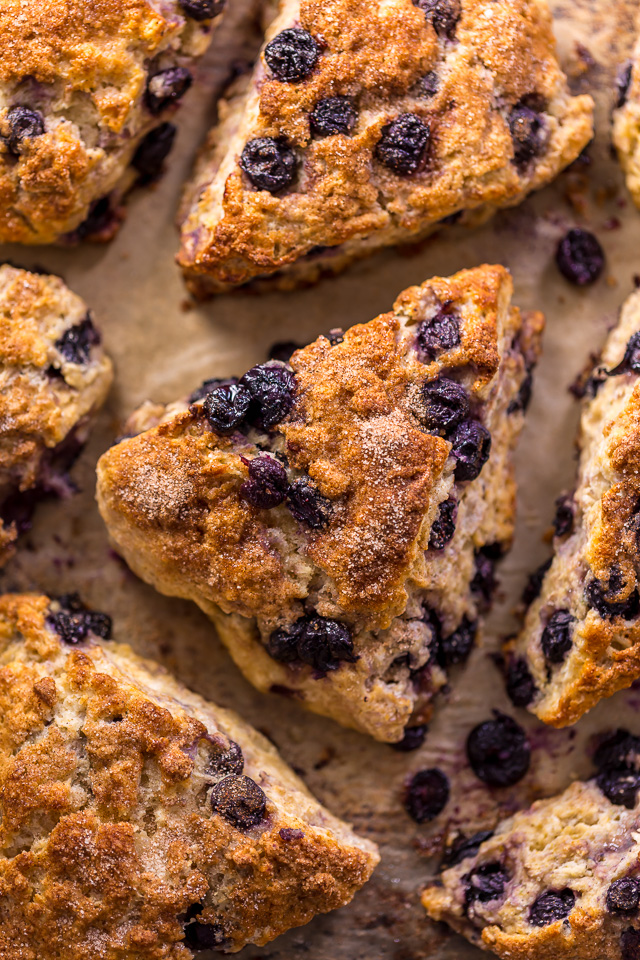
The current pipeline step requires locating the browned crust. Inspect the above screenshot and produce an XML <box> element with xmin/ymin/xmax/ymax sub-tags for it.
<box><xmin>613</xmin><ymin>33</ymin><xmax>640</xmax><ymax>209</ymax></box>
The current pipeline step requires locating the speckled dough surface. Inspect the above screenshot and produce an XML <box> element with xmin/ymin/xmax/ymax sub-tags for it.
<box><xmin>0</xmin><ymin>264</ymin><xmax>112</xmax><ymax>567</ymax></box>
<box><xmin>178</xmin><ymin>0</ymin><xmax>594</xmax><ymax>296</ymax></box>
<box><xmin>96</xmin><ymin>265</ymin><xmax>543</xmax><ymax>742</ymax></box>
<box><xmin>0</xmin><ymin>0</ymin><xmax>223</xmax><ymax>245</ymax></box>
<box><xmin>0</xmin><ymin>592</ymin><xmax>378</xmax><ymax>959</ymax></box>
<box><xmin>613</xmin><ymin>31</ymin><xmax>640</xmax><ymax>209</ymax></box>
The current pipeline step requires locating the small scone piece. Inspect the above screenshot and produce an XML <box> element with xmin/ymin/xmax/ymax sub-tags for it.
<box><xmin>613</xmin><ymin>37</ymin><xmax>640</xmax><ymax>209</ymax></box>
<box><xmin>97</xmin><ymin>265</ymin><xmax>543</xmax><ymax>742</ymax></box>
<box><xmin>0</xmin><ymin>264</ymin><xmax>113</xmax><ymax>566</ymax></box>
<box><xmin>422</xmin><ymin>730</ymin><xmax>640</xmax><ymax>959</ymax></box>
<box><xmin>0</xmin><ymin>0</ymin><xmax>224</xmax><ymax>245</ymax></box>
<box><xmin>505</xmin><ymin>288</ymin><xmax>640</xmax><ymax>728</ymax></box>
<box><xmin>177</xmin><ymin>0</ymin><xmax>593</xmax><ymax>296</ymax></box>
<box><xmin>0</xmin><ymin>592</ymin><xmax>379</xmax><ymax>958</ymax></box>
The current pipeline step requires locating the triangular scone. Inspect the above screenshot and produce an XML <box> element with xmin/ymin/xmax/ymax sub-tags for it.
<box><xmin>0</xmin><ymin>592</ymin><xmax>378</xmax><ymax>958</ymax></box>
<box><xmin>0</xmin><ymin>0</ymin><xmax>223</xmax><ymax>245</ymax></box>
<box><xmin>422</xmin><ymin>733</ymin><xmax>640</xmax><ymax>959</ymax></box>
<box><xmin>613</xmin><ymin>35</ymin><xmax>640</xmax><ymax>209</ymax></box>
<box><xmin>504</xmin><ymin>289</ymin><xmax>640</xmax><ymax>728</ymax></box>
<box><xmin>0</xmin><ymin>264</ymin><xmax>113</xmax><ymax>566</ymax></box>
<box><xmin>177</xmin><ymin>0</ymin><xmax>593</xmax><ymax>296</ymax></box>
<box><xmin>97</xmin><ymin>265</ymin><xmax>543</xmax><ymax>742</ymax></box>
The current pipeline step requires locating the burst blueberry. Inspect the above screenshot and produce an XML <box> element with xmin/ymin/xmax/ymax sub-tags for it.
<box><xmin>466</xmin><ymin>713</ymin><xmax>530</xmax><ymax>788</ymax></box>
<box><xmin>55</xmin><ymin>314</ymin><xmax>101</xmax><ymax>364</ymax></box>
<box><xmin>404</xmin><ymin>768</ymin><xmax>450</xmax><ymax>823</ymax></box>
<box><xmin>375</xmin><ymin>114</ymin><xmax>430</xmax><ymax>175</ymax></box>
<box><xmin>146</xmin><ymin>67</ymin><xmax>193</xmax><ymax>114</ymax></box>
<box><xmin>413</xmin><ymin>0</ymin><xmax>461</xmax><ymax>39</ymax></box>
<box><xmin>464</xmin><ymin>863</ymin><xmax>509</xmax><ymax>905</ymax></box>
<box><xmin>505</xmin><ymin>657</ymin><xmax>537</xmax><ymax>708</ymax></box>
<box><xmin>132</xmin><ymin>122</ymin><xmax>176</xmax><ymax>180</ymax></box>
<box><xmin>622</xmin><ymin>928</ymin><xmax>640</xmax><ymax>960</ymax></box>
<box><xmin>264</xmin><ymin>28</ymin><xmax>320</xmax><ymax>82</ymax></box>
<box><xmin>540</xmin><ymin>609</ymin><xmax>575</xmax><ymax>665</ymax></box>
<box><xmin>522</xmin><ymin>557</ymin><xmax>552</xmax><ymax>606</ymax></box>
<box><xmin>296</xmin><ymin>616</ymin><xmax>356</xmax><ymax>672</ymax></box>
<box><xmin>442</xmin><ymin>830</ymin><xmax>493</xmax><ymax>867</ymax></box>
<box><xmin>210</xmin><ymin>774</ymin><xmax>267</xmax><ymax>828</ymax></box>
<box><xmin>617</xmin><ymin>61</ymin><xmax>633</xmax><ymax>108</ymax></box>
<box><xmin>310</xmin><ymin>96</ymin><xmax>357</xmax><ymax>137</ymax></box>
<box><xmin>607</xmin><ymin>877</ymin><xmax>640</xmax><ymax>914</ymax></box>
<box><xmin>528</xmin><ymin>889</ymin><xmax>575</xmax><ymax>926</ymax></box>
<box><xmin>202</xmin><ymin>383</ymin><xmax>250</xmax><ymax>434</ymax></box>
<box><xmin>429</xmin><ymin>497</ymin><xmax>457</xmax><ymax>549</ymax></box>
<box><xmin>553</xmin><ymin>493</ymin><xmax>574</xmax><ymax>537</ymax></box>
<box><xmin>287</xmin><ymin>477</ymin><xmax>332</xmax><ymax>529</ymax></box>
<box><xmin>240</xmin><ymin>136</ymin><xmax>297</xmax><ymax>193</ymax></box>
<box><xmin>608</xmin><ymin>332</ymin><xmax>640</xmax><ymax>376</ymax></box>
<box><xmin>206</xmin><ymin>738</ymin><xmax>244</xmax><ymax>777</ymax></box>
<box><xmin>451</xmin><ymin>420</ymin><xmax>492</xmax><ymax>481</ymax></box>
<box><xmin>240</xmin><ymin>456</ymin><xmax>289</xmax><ymax>509</ymax></box>
<box><xmin>240</xmin><ymin>363</ymin><xmax>296</xmax><ymax>429</ymax></box>
<box><xmin>417</xmin><ymin>304</ymin><xmax>461</xmax><ymax>360</ymax></box>
<box><xmin>422</xmin><ymin>378</ymin><xmax>469</xmax><ymax>435</ymax></box>
<box><xmin>585</xmin><ymin>567</ymin><xmax>640</xmax><ymax>619</ymax></box>
<box><xmin>509</xmin><ymin>101</ymin><xmax>547</xmax><ymax>168</ymax></box>
<box><xmin>392</xmin><ymin>724</ymin><xmax>428</xmax><ymax>752</ymax></box>
<box><xmin>4</xmin><ymin>106</ymin><xmax>45</xmax><ymax>156</ymax></box>
<box><xmin>437</xmin><ymin>617</ymin><xmax>476</xmax><ymax>668</ymax></box>
<box><xmin>596</xmin><ymin>769</ymin><xmax>640</xmax><ymax>808</ymax></box>
<box><xmin>183</xmin><ymin>922</ymin><xmax>227</xmax><ymax>950</ymax></box>
<box><xmin>178</xmin><ymin>0</ymin><xmax>225</xmax><ymax>19</ymax></box>
<box><xmin>556</xmin><ymin>228</ymin><xmax>605</xmax><ymax>286</ymax></box>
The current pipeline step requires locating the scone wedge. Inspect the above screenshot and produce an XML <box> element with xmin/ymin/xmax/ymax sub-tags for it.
<box><xmin>0</xmin><ymin>264</ymin><xmax>113</xmax><ymax>566</ymax></box>
<box><xmin>505</xmin><ymin>288</ymin><xmax>640</xmax><ymax>728</ymax></box>
<box><xmin>177</xmin><ymin>0</ymin><xmax>593</xmax><ymax>296</ymax></box>
<box><xmin>422</xmin><ymin>730</ymin><xmax>640</xmax><ymax>959</ymax></box>
<box><xmin>613</xmin><ymin>34</ymin><xmax>640</xmax><ymax>209</ymax></box>
<box><xmin>0</xmin><ymin>592</ymin><xmax>378</xmax><ymax>958</ymax></box>
<box><xmin>97</xmin><ymin>265</ymin><xmax>543</xmax><ymax>742</ymax></box>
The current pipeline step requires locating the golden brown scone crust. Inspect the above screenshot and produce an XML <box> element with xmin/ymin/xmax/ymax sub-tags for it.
<box><xmin>422</xmin><ymin>774</ymin><xmax>640</xmax><ymax>959</ymax></box>
<box><xmin>97</xmin><ymin>265</ymin><xmax>544</xmax><ymax>741</ymax></box>
<box><xmin>613</xmin><ymin>35</ymin><xmax>640</xmax><ymax>209</ymax></box>
<box><xmin>0</xmin><ymin>592</ymin><xmax>378</xmax><ymax>959</ymax></box>
<box><xmin>506</xmin><ymin>289</ymin><xmax>640</xmax><ymax>728</ymax></box>
<box><xmin>0</xmin><ymin>264</ymin><xmax>113</xmax><ymax>566</ymax></box>
<box><xmin>0</xmin><ymin>0</ymin><xmax>221</xmax><ymax>245</ymax></box>
<box><xmin>177</xmin><ymin>0</ymin><xmax>594</xmax><ymax>296</ymax></box>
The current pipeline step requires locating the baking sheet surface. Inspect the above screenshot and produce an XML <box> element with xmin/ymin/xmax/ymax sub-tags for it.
<box><xmin>2</xmin><ymin>0</ymin><xmax>640</xmax><ymax>955</ymax></box>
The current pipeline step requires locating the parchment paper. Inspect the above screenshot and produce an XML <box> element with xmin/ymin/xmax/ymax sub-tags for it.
<box><xmin>1</xmin><ymin>0</ymin><xmax>640</xmax><ymax>955</ymax></box>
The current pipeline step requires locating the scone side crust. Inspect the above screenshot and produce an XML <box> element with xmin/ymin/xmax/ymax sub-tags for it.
<box><xmin>613</xmin><ymin>35</ymin><xmax>640</xmax><ymax>209</ymax></box>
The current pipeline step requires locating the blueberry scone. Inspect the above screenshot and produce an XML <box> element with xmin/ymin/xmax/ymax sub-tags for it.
<box><xmin>0</xmin><ymin>264</ymin><xmax>113</xmax><ymax>566</ymax></box>
<box><xmin>422</xmin><ymin>729</ymin><xmax>640</xmax><ymax>960</ymax></box>
<box><xmin>504</xmin><ymin>288</ymin><xmax>640</xmax><ymax>728</ymax></box>
<box><xmin>177</xmin><ymin>0</ymin><xmax>593</xmax><ymax>297</ymax></box>
<box><xmin>0</xmin><ymin>591</ymin><xmax>378</xmax><ymax>958</ymax></box>
<box><xmin>0</xmin><ymin>0</ymin><xmax>224</xmax><ymax>245</ymax></box>
<box><xmin>97</xmin><ymin>265</ymin><xmax>544</xmax><ymax>742</ymax></box>
<box><xmin>613</xmin><ymin>37</ymin><xmax>640</xmax><ymax>209</ymax></box>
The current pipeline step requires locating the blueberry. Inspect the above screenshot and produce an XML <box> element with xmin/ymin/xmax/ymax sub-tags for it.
<box><xmin>585</xmin><ymin>568</ymin><xmax>639</xmax><ymax>620</ymax></box>
<box><xmin>467</xmin><ymin>713</ymin><xmax>531</xmax><ymax>788</ymax></box>
<box><xmin>240</xmin><ymin>363</ymin><xmax>296</xmax><ymax>429</ymax></box>
<box><xmin>505</xmin><ymin>657</ymin><xmax>537</xmax><ymax>708</ymax></box>
<box><xmin>132</xmin><ymin>122</ymin><xmax>176</xmax><ymax>180</ymax></box>
<box><xmin>268</xmin><ymin>341</ymin><xmax>299</xmax><ymax>363</ymax></box>
<box><xmin>4</xmin><ymin>106</ymin><xmax>45</xmax><ymax>156</ymax></box>
<box><xmin>429</xmin><ymin>497</ymin><xmax>457</xmax><ymax>549</ymax></box>
<box><xmin>264</xmin><ymin>28</ymin><xmax>320</xmax><ymax>83</ymax></box>
<box><xmin>240</xmin><ymin>456</ymin><xmax>289</xmax><ymax>509</ymax></box>
<box><xmin>422</xmin><ymin>378</ymin><xmax>469</xmax><ymax>435</ymax></box>
<box><xmin>287</xmin><ymin>477</ymin><xmax>332</xmax><ymax>529</ymax></box>
<box><xmin>450</xmin><ymin>421</ymin><xmax>492</xmax><ymax>481</ymax></box>
<box><xmin>47</xmin><ymin>594</ymin><xmax>112</xmax><ymax>644</ymax></box>
<box><xmin>594</xmin><ymin>729</ymin><xmax>640</xmax><ymax>772</ymax></box>
<box><xmin>442</xmin><ymin>830</ymin><xmax>493</xmax><ymax>867</ymax></box>
<box><xmin>70</xmin><ymin>196</ymin><xmax>117</xmax><ymax>242</ymax></box>
<box><xmin>202</xmin><ymin>383</ymin><xmax>250</xmax><ymax>434</ymax></box>
<box><xmin>178</xmin><ymin>0</ymin><xmax>225</xmax><ymax>19</ymax></box>
<box><xmin>617</xmin><ymin>61</ymin><xmax>633</xmax><ymax>108</ymax></box>
<box><xmin>553</xmin><ymin>494</ymin><xmax>574</xmax><ymax>537</ymax></box>
<box><xmin>507</xmin><ymin>372</ymin><xmax>533</xmax><ymax>414</ymax></box>
<box><xmin>326</xmin><ymin>328</ymin><xmax>344</xmax><ymax>345</ymax></box>
<box><xmin>607</xmin><ymin>878</ymin><xmax>640</xmax><ymax>914</ymax></box>
<box><xmin>375</xmin><ymin>114</ymin><xmax>430</xmax><ymax>176</ymax></box>
<box><xmin>417</xmin><ymin>304</ymin><xmax>461</xmax><ymax>360</ymax></box>
<box><xmin>391</xmin><ymin>724</ymin><xmax>428</xmax><ymax>752</ymax></box>
<box><xmin>528</xmin><ymin>889</ymin><xmax>575</xmax><ymax>926</ymax></box>
<box><xmin>55</xmin><ymin>314</ymin><xmax>101</xmax><ymax>364</ymax></box>
<box><xmin>540</xmin><ymin>609</ymin><xmax>574</xmax><ymax>665</ymax></box>
<box><xmin>146</xmin><ymin>67</ymin><xmax>193</xmax><ymax>114</ymax></box>
<box><xmin>404</xmin><ymin>768</ymin><xmax>450</xmax><ymax>823</ymax></box>
<box><xmin>608</xmin><ymin>332</ymin><xmax>640</xmax><ymax>376</ymax></box>
<box><xmin>508</xmin><ymin>102</ymin><xmax>546</xmax><ymax>168</ymax></box>
<box><xmin>555</xmin><ymin>229</ymin><xmax>605</xmax><ymax>286</ymax></box>
<box><xmin>596</xmin><ymin>769</ymin><xmax>640</xmax><ymax>808</ymax></box>
<box><xmin>416</xmin><ymin>71</ymin><xmax>439</xmax><ymax>98</ymax></box>
<box><xmin>190</xmin><ymin>377</ymin><xmax>237</xmax><ymax>404</ymax></box>
<box><xmin>206</xmin><ymin>739</ymin><xmax>244</xmax><ymax>777</ymax></box>
<box><xmin>310</xmin><ymin>96</ymin><xmax>357</xmax><ymax>137</ymax></box>
<box><xmin>296</xmin><ymin>616</ymin><xmax>356</xmax><ymax>672</ymax></box>
<box><xmin>464</xmin><ymin>862</ymin><xmax>509</xmax><ymax>905</ymax></box>
<box><xmin>210</xmin><ymin>774</ymin><xmax>267</xmax><ymax>828</ymax></box>
<box><xmin>266</xmin><ymin>623</ymin><xmax>302</xmax><ymax>663</ymax></box>
<box><xmin>471</xmin><ymin>549</ymin><xmax>498</xmax><ymax>607</ymax></box>
<box><xmin>522</xmin><ymin>557</ymin><xmax>552</xmax><ymax>607</ymax></box>
<box><xmin>413</xmin><ymin>0</ymin><xmax>461</xmax><ymax>39</ymax></box>
<box><xmin>437</xmin><ymin>617</ymin><xmax>476</xmax><ymax>668</ymax></box>
<box><xmin>183</xmin><ymin>921</ymin><xmax>227</xmax><ymax>950</ymax></box>
<box><xmin>621</xmin><ymin>928</ymin><xmax>640</xmax><ymax>960</ymax></box>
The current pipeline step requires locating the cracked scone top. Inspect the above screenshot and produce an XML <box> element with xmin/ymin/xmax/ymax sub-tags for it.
<box><xmin>0</xmin><ymin>264</ymin><xmax>112</xmax><ymax>567</ymax></box>
<box><xmin>177</xmin><ymin>0</ymin><xmax>594</xmax><ymax>296</ymax></box>
<box><xmin>504</xmin><ymin>288</ymin><xmax>640</xmax><ymax>728</ymax></box>
<box><xmin>97</xmin><ymin>265</ymin><xmax>543</xmax><ymax>742</ymax></box>
<box><xmin>422</xmin><ymin>729</ymin><xmax>640</xmax><ymax>959</ymax></box>
<box><xmin>0</xmin><ymin>0</ymin><xmax>224</xmax><ymax>245</ymax></box>
<box><xmin>613</xmin><ymin>35</ymin><xmax>640</xmax><ymax>209</ymax></box>
<box><xmin>0</xmin><ymin>592</ymin><xmax>378</xmax><ymax>959</ymax></box>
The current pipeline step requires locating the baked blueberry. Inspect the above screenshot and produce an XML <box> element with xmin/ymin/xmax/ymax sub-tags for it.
<box><xmin>467</xmin><ymin>713</ymin><xmax>531</xmax><ymax>787</ymax></box>
<box><xmin>178</xmin><ymin>0</ymin><xmax>225</xmax><ymax>19</ymax></box>
<box><xmin>585</xmin><ymin>568</ymin><xmax>640</xmax><ymax>620</ymax></box>
<box><xmin>471</xmin><ymin>549</ymin><xmax>498</xmax><ymax>606</ymax></box>
<box><xmin>183</xmin><ymin>922</ymin><xmax>227</xmax><ymax>950</ymax></box>
<box><xmin>505</xmin><ymin>657</ymin><xmax>537</xmax><ymax>708</ymax></box>
<box><xmin>429</xmin><ymin>498</ymin><xmax>457</xmax><ymax>549</ymax></box>
<box><xmin>437</xmin><ymin>617</ymin><xmax>476</xmax><ymax>668</ymax></box>
<box><xmin>464</xmin><ymin>862</ymin><xmax>509</xmax><ymax>905</ymax></box>
<box><xmin>240</xmin><ymin>363</ymin><xmax>296</xmax><ymax>429</ymax></box>
<box><xmin>596</xmin><ymin>769</ymin><xmax>640</xmax><ymax>808</ymax></box>
<box><xmin>202</xmin><ymin>383</ymin><xmax>250</xmax><ymax>434</ymax></box>
<box><xmin>404</xmin><ymin>768</ymin><xmax>450</xmax><ymax>823</ymax></box>
<box><xmin>240</xmin><ymin>456</ymin><xmax>289</xmax><ymax>509</ymax></box>
<box><xmin>509</xmin><ymin>102</ymin><xmax>547</xmax><ymax>168</ymax></box>
<box><xmin>617</xmin><ymin>61</ymin><xmax>633</xmax><ymax>108</ymax></box>
<box><xmin>190</xmin><ymin>377</ymin><xmax>236</xmax><ymax>403</ymax></box>
<box><xmin>146</xmin><ymin>67</ymin><xmax>193</xmax><ymax>114</ymax></box>
<box><xmin>391</xmin><ymin>724</ymin><xmax>428</xmax><ymax>752</ymax></box>
<box><xmin>417</xmin><ymin>304</ymin><xmax>461</xmax><ymax>360</ymax></box>
<box><xmin>552</xmin><ymin>493</ymin><xmax>574</xmax><ymax>537</ymax></box>
<box><xmin>555</xmin><ymin>228</ymin><xmax>605</xmax><ymax>286</ymax></box>
<box><xmin>264</xmin><ymin>28</ymin><xmax>320</xmax><ymax>83</ymax></box>
<box><xmin>240</xmin><ymin>137</ymin><xmax>297</xmax><ymax>193</ymax></box>
<box><xmin>266</xmin><ymin>623</ymin><xmax>302</xmax><ymax>663</ymax></box>
<box><xmin>71</xmin><ymin>196</ymin><xmax>117</xmax><ymax>242</ymax></box>
<box><xmin>55</xmin><ymin>314</ymin><xmax>101</xmax><ymax>364</ymax></box>
<box><xmin>416</xmin><ymin>71</ymin><xmax>439</xmax><ymax>98</ymax></box>
<box><xmin>47</xmin><ymin>595</ymin><xmax>112</xmax><ymax>644</ymax></box>
<box><xmin>621</xmin><ymin>928</ymin><xmax>640</xmax><ymax>960</ymax></box>
<box><xmin>607</xmin><ymin>877</ymin><xmax>640</xmax><ymax>914</ymax></box>
<box><xmin>450</xmin><ymin>421</ymin><xmax>492</xmax><ymax>481</ymax></box>
<box><xmin>594</xmin><ymin>729</ymin><xmax>640</xmax><ymax>773</ymax></box>
<box><xmin>442</xmin><ymin>830</ymin><xmax>494</xmax><ymax>867</ymax></box>
<box><xmin>268</xmin><ymin>341</ymin><xmax>299</xmax><ymax>363</ymax></box>
<box><xmin>132</xmin><ymin>122</ymin><xmax>176</xmax><ymax>180</ymax></box>
<box><xmin>310</xmin><ymin>97</ymin><xmax>357</xmax><ymax>137</ymax></box>
<box><xmin>528</xmin><ymin>889</ymin><xmax>575</xmax><ymax>926</ymax></box>
<box><xmin>608</xmin><ymin>332</ymin><xmax>640</xmax><ymax>376</ymax></box>
<box><xmin>522</xmin><ymin>557</ymin><xmax>552</xmax><ymax>606</ymax></box>
<box><xmin>296</xmin><ymin>615</ymin><xmax>356</xmax><ymax>672</ymax></box>
<box><xmin>540</xmin><ymin>609</ymin><xmax>574</xmax><ymax>665</ymax></box>
<box><xmin>4</xmin><ymin>106</ymin><xmax>45</xmax><ymax>156</ymax></box>
<box><xmin>375</xmin><ymin>114</ymin><xmax>430</xmax><ymax>175</ymax></box>
<box><xmin>287</xmin><ymin>477</ymin><xmax>332</xmax><ymax>529</ymax></box>
<box><xmin>210</xmin><ymin>774</ymin><xmax>267</xmax><ymax>828</ymax></box>
<box><xmin>206</xmin><ymin>739</ymin><xmax>244</xmax><ymax>777</ymax></box>
<box><xmin>507</xmin><ymin>371</ymin><xmax>533</xmax><ymax>414</ymax></box>
<box><xmin>422</xmin><ymin>378</ymin><xmax>469</xmax><ymax>435</ymax></box>
<box><xmin>414</xmin><ymin>0</ymin><xmax>461</xmax><ymax>39</ymax></box>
